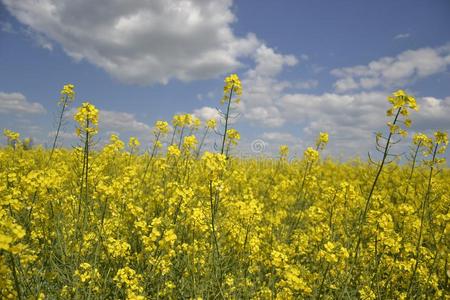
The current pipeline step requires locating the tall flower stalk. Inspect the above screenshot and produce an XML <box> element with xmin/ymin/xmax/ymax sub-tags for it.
<box><xmin>74</xmin><ymin>102</ymin><xmax>99</xmax><ymax>210</ymax></box>
<box><xmin>73</xmin><ymin>102</ymin><xmax>98</xmax><ymax>258</ymax></box>
<box><xmin>218</xmin><ymin>74</ymin><xmax>242</xmax><ymax>158</ymax></box>
<box><xmin>49</xmin><ymin>84</ymin><xmax>75</xmax><ymax>163</ymax></box>
<box><xmin>406</xmin><ymin>131</ymin><xmax>448</xmax><ymax>297</ymax></box>
<box><xmin>342</xmin><ymin>90</ymin><xmax>418</xmax><ymax>294</ymax></box>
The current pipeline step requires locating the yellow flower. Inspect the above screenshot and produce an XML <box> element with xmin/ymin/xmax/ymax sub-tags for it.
<box><xmin>163</xmin><ymin>229</ymin><xmax>177</xmax><ymax>244</ymax></box>
<box><xmin>359</xmin><ymin>285</ymin><xmax>376</xmax><ymax>300</ymax></box>
<box><xmin>222</xmin><ymin>74</ymin><xmax>242</xmax><ymax>104</ymax></box>
<box><xmin>183</xmin><ymin>135</ymin><xmax>197</xmax><ymax>150</ymax></box>
<box><xmin>316</xmin><ymin>132</ymin><xmax>329</xmax><ymax>149</ymax></box>
<box><xmin>167</xmin><ymin>144</ymin><xmax>181</xmax><ymax>157</ymax></box>
<box><xmin>279</xmin><ymin>145</ymin><xmax>289</xmax><ymax>157</ymax></box>
<box><xmin>74</xmin><ymin>102</ymin><xmax>99</xmax><ymax>136</ymax></box>
<box><xmin>434</xmin><ymin>131</ymin><xmax>448</xmax><ymax>145</ymax></box>
<box><xmin>172</xmin><ymin>114</ymin><xmax>193</xmax><ymax>127</ymax></box>
<box><xmin>128</xmin><ymin>137</ymin><xmax>140</xmax><ymax>149</ymax></box>
<box><xmin>226</xmin><ymin>128</ymin><xmax>240</xmax><ymax>145</ymax></box>
<box><xmin>60</xmin><ymin>83</ymin><xmax>75</xmax><ymax>103</ymax></box>
<box><xmin>206</xmin><ymin>119</ymin><xmax>217</xmax><ymax>129</ymax></box>
<box><xmin>388</xmin><ymin>89</ymin><xmax>418</xmax><ymax>111</ymax></box>
<box><xmin>172</xmin><ymin>114</ymin><xmax>184</xmax><ymax>127</ymax></box>
<box><xmin>304</xmin><ymin>147</ymin><xmax>319</xmax><ymax>162</ymax></box>
<box><xmin>412</xmin><ymin>133</ymin><xmax>431</xmax><ymax>146</ymax></box>
<box><xmin>109</xmin><ymin>134</ymin><xmax>125</xmax><ymax>150</ymax></box>
<box><xmin>3</xmin><ymin>129</ymin><xmax>20</xmax><ymax>142</ymax></box>
<box><xmin>202</xmin><ymin>151</ymin><xmax>227</xmax><ymax>179</ymax></box>
<box><xmin>114</xmin><ymin>267</ymin><xmax>144</xmax><ymax>297</ymax></box>
<box><xmin>154</xmin><ymin>121</ymin><xmax>169</xmax><ymax>134</ymax></box>
<box><xmin>192</xmin><ymin>117</ymin><xmax>201</xmax><ymax>129</ymax></box>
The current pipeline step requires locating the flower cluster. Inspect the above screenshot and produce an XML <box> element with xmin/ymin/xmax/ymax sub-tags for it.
<box><xmin>226</xmin><ymin>128</ymin><xmax>240</xmax><ymax>145</ymax></box>
<box><xmin>304</xmin><ymin>147</ymin><xmax>319</xmax><ymax>162</ymax></box>
<box><xmin>74</xmin><ymin>102</ymin><xmax>99</xmax><ymax>136</ymax></box>
<box><xmin>154</xmin><ymin>120</ymin><xmax>170</xmax><ymax>134</ymax></box>
<box><xmin>279</xmin><ymin>145</ymin><xmax>289</xmax><ymax>158</ymax></box>
<box><xmin>221</xmin><ymin>73</ymin><xmax>242</xmax><ymax>104</ymax></box>
<box><xmin>1</xmin><ymin>84</ymin><xmax>448</xmax><ymax>299</ymax></box>
<box><xmin>316</xmin><ymin>132</ymin><xmax>329</xmax><ymax>150</ymax></box>
<box><xmin>60</xmin><ymin>83</ymin><xmax>75</xmax><ymax>104</ymax></box>
<box><xmin>386</xmin><ymin>89</ymin><xmax>418</xmax><ymax>136</ymax></box>
<box><xmin>3</xmin><ymin>129</ymin><xmax>20</xmax><ymax>147</ymax></box>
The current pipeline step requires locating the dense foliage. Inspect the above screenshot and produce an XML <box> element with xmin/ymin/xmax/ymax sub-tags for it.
<box><xmin>1</xmin><ymin>79</ymin><xmax>449</xmax><ymax>299</ymax></box>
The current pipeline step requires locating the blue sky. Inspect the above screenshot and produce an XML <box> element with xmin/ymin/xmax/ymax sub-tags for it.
<box><xmin>1</xmin><ymin>0</ymin><xmax>450</xmax><ymax>158</ymax></box>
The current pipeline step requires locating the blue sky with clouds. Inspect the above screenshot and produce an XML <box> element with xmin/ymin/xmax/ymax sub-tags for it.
<box><xmin>1</xmin><ymin>0</ymin><xmax>450</xmax><ymax>158</ymax></box>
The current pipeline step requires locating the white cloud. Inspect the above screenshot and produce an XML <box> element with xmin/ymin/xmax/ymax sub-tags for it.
<box><xmin>413</xmin><ymin>96</ymin><xmax>450</xmax><ymax>131</ymax></box>
<box><xmin>192</xmin><ymin>106</ymin><xmax>220</xmax><ymax>122</ymax></box>
<box><xmin>240</xmin><ymin>44</ymin><xmax>299</xmax><ymax>128</ymax></box>
<box><xmin>331</xmin><ymin>44</ymin><xmax>450</xmax><ymax>92</ymax></box>
<box><xmin>0</xmin><ymin>92</ymin><xmax>46</xmax><ymax>115</ymax></box>
<box><xmin>191</xmin><ymin>44</ymin><xmax>301</xmax><ymax>129</ymax></box>
<box><xmin>280</xmin><ymin>91</ymin><xmax>387</xmax><ymax>129</ymax></box>
<box><xmin>67</xmin><ymin>107</ymin><xmax>151</xmax><ymax>137</ymax></box>
<box><xmin>334</xmin><ymin>77</ymin><xmax>358</xmax><ymax>93</ymax></box>
<box><xmin>261</xmin><ymin>131</ymin><xmax>296</xmax><ymax>143</ymax></box>
<box><xmin>244</xmin><ymin>106</ymin><xmax>285</xmax><ymax>127</ymax></box>
<box><xmin>271</xmin><ymin>91</ymin><xmax>450</xmax><ymax>157</ymax></box>
<box><xmin>3</xmin><ymin>0</ymin><xmax>260</xmax><ymax>85</ymax></box>
<box><xmin>191</xmin><ymin>43</ymin><xmax>303</xmax><ymax>133</ymax></box>
<box><xmin>278</xmin><ymin>91</ymin><xmax>399</xmax><ymax>156</ymax></box>
<box><xmin>99</xmin><ymin>110</ymin><xmax>151</xmax><ymax>133</ymax></box>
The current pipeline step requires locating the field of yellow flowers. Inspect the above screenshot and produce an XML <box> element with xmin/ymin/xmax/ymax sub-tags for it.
<box><xmin>1</xmin><ymin>76</ymin><xmax>449</xmax><ymax>299</ymax></box>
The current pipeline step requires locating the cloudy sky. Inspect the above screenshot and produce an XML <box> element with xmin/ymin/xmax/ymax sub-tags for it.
<box><xmin>1</xmin><ymin>0</ymin><xmax>450</xmax><ymax>159</ymax></box>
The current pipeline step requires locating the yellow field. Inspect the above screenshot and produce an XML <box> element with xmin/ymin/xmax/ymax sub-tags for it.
<box><xmin>1</xmin><ymin>80</ymin><xmax>449</xmax><ymax>299</ymax></box>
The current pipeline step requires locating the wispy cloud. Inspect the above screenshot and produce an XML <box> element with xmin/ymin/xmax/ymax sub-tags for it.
<box><xmin>294</xmin><ymin>79</ymin><xmax>319</xmax><ymax>90</ymax></box>
<box><xmin>22</xmin><ymin>28</ymin><xmax>53</xmax><ymax>51</ymax></box>
<box><xmin>0</xmin><ymin>21</ymin><xmax>15</xmax><ymax>33</ymax></box>
<box><xmin>394</xmin><ymin>33</ymin><xmax>411</xmax><ymax>39</ymax></box>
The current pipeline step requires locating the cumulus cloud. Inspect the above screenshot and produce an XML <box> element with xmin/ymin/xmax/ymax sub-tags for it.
<box><xmin>3</xmin><ymin>0</ymin><xmax>261</xmax><ymax>85</ymax></box>
<box><xmin>273</xmin><ymin>91</ymin><xmax>450</xmax><ymax>157</ymax></box>
<box><xmin>240</xmin><ymin>44</ymin><xmax>299</xmax><ymax>127</ymax></box>
<box><xmin>192</xmin><ymin>106</ymin><xmax>220</xmax><ymax>122</ymax></box>
<box><xmin>261</xmin><ymin>131</ymin><xmax>296</xmax><ymax>143</ymax></box>
<box><xmin>413</xmin><ymin>96</ymin><xmax>450</xmax><ymax>131</ymax></box>
<box><xmin>190</xmin><ymin>44</ymin><xmax>302</xmax><ymax>129</ymax></box>
<box><xmin>331</xmin><ymin>44</ymin><xmax>450</xmax><ymax>92</ymax></box>
<box><xmin>278</xmin><ymin>91</ymin><xmax>388</xmax><ymax>155</ymax></box>
<box><xmin>0</xmin><ymin>92</ymin><xmax>46</xmax><ymax>115</ymax></box>
<box><xmin>99</xmin><ymin>110</ymin><xmax>151</xmax><ymax>133</ymax></box>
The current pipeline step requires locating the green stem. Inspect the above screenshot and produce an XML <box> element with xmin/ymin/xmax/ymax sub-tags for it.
<box><xmin>220</xmin><ymin>85</ymin><xmax>234</xmax><ymax>156</ymax></box>
<box><xmin>353</xmin><ymin>107</ymin><xmax>401</xmax><ymax>263</ymax></box>
<box><xmin>406</xmin><ymin>142</ymin><xmax>438</xmax><ymax>297</ymax></box>
<box><xmin>48</xmin><ymin>95</ymin><xmax>69</xmax><ymax>164</ymax></box>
